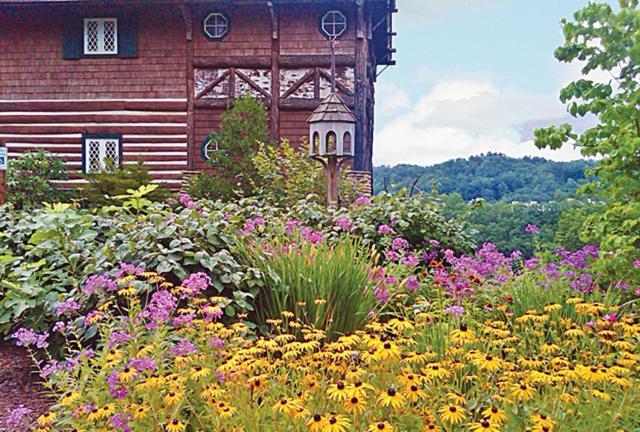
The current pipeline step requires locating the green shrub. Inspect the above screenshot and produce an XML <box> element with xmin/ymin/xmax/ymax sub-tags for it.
<box><xmin>79</xmin><ymin>161</ymin><xmax>170</xmax><ymax>207</ymax></box>
<box><xmin>236</xmin><ymin>237</ymin><xmax>378</xmax><ymax>340</ymax></box>
<box><xmin>251</xmin><ymin>140</ymin><xmax>324</xmax><ymax>207</ymax></box>
<box><xmin>189</xmin><ymin>95</ymin><xmax>268</xmax><ymax>201</ymax></box>
<box><xmin>6</xmin><ymin>150</ymin><xmax>68</xmax><ymax>209</ymax></box>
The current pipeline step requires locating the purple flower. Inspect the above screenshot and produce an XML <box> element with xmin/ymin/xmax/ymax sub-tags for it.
<box><xmin>377</xmin><ymin>224</ymin><xmax>396</xmax><ymax>235</ymax></box>
<box><xmin>285</xmin><ymin>219</ymin><xmax>300</xmax><ymax>235</ymax></box>
<box><xmin>210</xmin><ymin>337</ymin><xmax>225</xmax><ymax>349</ymax></box>
<box><xmin>301</xmin><ymin>227</ymin><xmax>324</xmax><ymax>244</ymax></box>
<box><xmin>569</xmin><ymin>273</ymin><xmax>597</xmax><ymax>294</ymax></box>
<box><xmin>128</xmin><ymin>357</ymin><xmax>157</xmax><ymax>372</ymax></box>
<box><xmin>107</xmin><ymin>370</ymin><xmax>128</xmax><ymax>399</ymax></box>
<box><xmin>524</xmin><ymin>224</ymin><xmax>540</xmax><ymax>235</ymax></box>
<box><xmin>391</xmin><ymin>237</ymin><xmax>409</xmax><ymax>251</ymax></box>
<box><xmin>11</xmin><ymin>328</ymin><xmax>49</xmax><ymax>349</ymax></box>
<box><xmin>373</xmin><ymin>285</ymin><xmax>389</xmax><ymax>304</ymax></box>
<box><xmin>384</xmin><ymin>250</ymin><xmax>399</xmax><ymax>262</ymax></box>
<box><xmin>110</xmin><ymin>412</ymin><xmax>132</xmax><ymax>432</ymax></box>
<box><xmin>634</xmin><ymin>259</ymin><xmax>640</xmax><ymax>269</ymax></box>
<box><xmin>401</xmin><ymin>253</ymin><xmax>419</xmax><ymax>267</ymax></box>
<box><xmin>444</xmin><ymin>305</ymin><xmax>465</xmax><ymax>317</ymax></box>
<box><xmin>404</xmin><ymin>276</ymin><xmax>420</xmax><ymax>292</ymax></box>
<box><xmin>83</xmin><ymin>274</ymin><xmax>118</xmax><ymax>295</ymax></box>
<box><xmin>52</xmin><ymin>321</ymin><xmax>67</xmax><ymax>333</ymax></box>
<box><xmin>524</xmin><ymin>258</ymin><xmax>542</xmax><ymax>270</ymax></box>
<box><xmin>140</xmin><ymin>290</ymin><xmax>177</xmax><ymax>325</ymax></box>
<box><xmin>55</xmin><ymin>299</ymin><xmax>80</xmax><ymax>315</ymax></box>
<box><xmin>108</xmin><ymin>331</ymin><xmax>133</xmax><ymax>348</ymax></box>
<box><xmin>353</xmin><ymin>195</ymin><xmax>371</xmax><ymax>207</ymax></box>
<box><xmin>116</xmin><ymin>263</ymin><xmax>144</xmax><ymax>279</ymax></box>
<box><xmin>335</xmin><ymin>217</ymin><xmax>353</xmax><ymax>231</ymax></box>
<box><xmin>3</xmin><ymin>404</ymin><xmax>32</xmax><ymax>428</ymax></box>
<box><xmin>181</xmin><ymin>272</ymin><xmax>211</xmax><ymax>297</ymax></box>
<box><xmin>179</xmin><ymin>193</ymin><xmax>197</xmax><ymax>209</ymax></box>
<box><xmin>170</xmin><ymin>339</ymin><xmax>197</xmax><ymax>357</ymax></box>
<box><xmin>173</xmin><ymin>313</ymin><xmax>196</xmax><ymax>327</ymax></box>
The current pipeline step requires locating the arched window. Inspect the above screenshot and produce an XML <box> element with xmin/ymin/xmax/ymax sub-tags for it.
<box><xmin>326</xmin><ymin>131</ymin><xmax>337</xmax><ymax>154</ymax></box>
<box><xmin>321</xmin><ymin>11</ymin><xmax>347</xmax><ymax>39</ymax></box>
<box><xmin>203</xmin><ymin>12</ymin><xmax>229</xmax><ymax>40</ymax></box>
<box><xmin>312</xmin><ymin>132</ymin><xmax>320</xmax><ymax>155</ymax></box>
<box><xmin>343</xmin><ymin>131</ymin><xmax>352</xmax><ymax>155</ymax></box>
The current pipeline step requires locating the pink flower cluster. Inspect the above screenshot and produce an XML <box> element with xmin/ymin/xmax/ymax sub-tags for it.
<box><xmin>180</xmin><ymin>272</ymin><xmax>212</xmax><ymax>298</ymax></box>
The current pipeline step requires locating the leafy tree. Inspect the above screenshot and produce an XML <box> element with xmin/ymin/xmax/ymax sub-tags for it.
<box><xmin>7</xmin><ymin>150</ymin><xmax>69</xmax><ymax>209</ymax></box>
<box><xmin>189</xmin><ymin>95</ymin><xmax>268</xmax><ymax>201</ymax></box>
<box><xmin>534</xmin><ymin>0</ymin><xmax>640</xmax><ymax>281</ymax></box>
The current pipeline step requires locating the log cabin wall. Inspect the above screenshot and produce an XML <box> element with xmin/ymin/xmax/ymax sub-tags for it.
<box><xmin>0</xmin><ymin>4</ymin><xmax>188</xmax><ymax>186</ymax></box>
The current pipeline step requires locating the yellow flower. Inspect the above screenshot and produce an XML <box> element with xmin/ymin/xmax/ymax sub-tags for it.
<box><xmin>324</xmin><ymin>414</ymin><xmax>351</xmax><ymax>432</ymax></box>
<box><xmin>367</xmin><ymin>422</ymin><xmax>394</xmax><ymax>432</ymax></box>
<box><xmin>377</xmin><ymin>388</ymin><xmax>405</xmax><ymax>410</ymax></box>
<box><xmin>118</xmin><ymin>367</ymin><xmax>137</xmax><ymax>383</ymax></box>
<box><xmin>166</xmin><ymin>419</ymin><xmax>186</xmax><ymax>432</ymax></box>
<box><xmin>36</xmin><ymin>412</ymin><xmax>57</xmax><ymax>427</ymax></box>
<box><xmin>450</xmin><ymin>324</ymin><xmax>476</xmax><ymax>343</ymax></box>
<box><xmin>509</xmin><ymin>382</ymin><xmax>536</xmax><ymax>401</ymax></box>
<box><xmin>190</xmin><ymin>365</ymin><xmax>211</xmax><ymax>381</ymax></box>
<box><xmin>327</xmin><ymin>381</ymin><xmax>350</xmax><ymax>401</ymax></box>
<box><xmin>131</xmin><ymin>405</ymin><xmax>148</xmax><ymax>420</ymax></box>
<box><xmin>344</xmin><ymin>395</ymin><xmax>367</xmax><ymax>414</ymax></box>
<box><xmin>405</xmin><ymin>384</ymin><xmax>427</xmax><ymax>402</ymax></box>
<box><xmin>60</xmin><ymin>390</ymin><xmax>80</xmax><ymax>406</ymax></box>
<box><xmin>163</xmin><ymin>390</ymin><xmax>183</xmax><ymax>406</ymax></box>
<box><xmin>481</xmin><ymin>406</ymin><xmax>507</xmax><ymax>424</ymax></box>
<box><xmin>472</xmin><ymin>353</ymin><xmax>503</xmax><ymax>372</ymax></box>
<box><xmin>272</xmin><ymin>397</ymin><xmax>302</xmax><ymax>415</ymax></box>
<box><xmin>423</xmin><ymin>422</ymin><xmax>441</xmax><ymax>431</ymax></box>
<box><xmin>306</xmin><ymin>413</ymin><xmax>326</xmax><ymax>432</ymax></box>
<box><xmin>469</xmin><ymin>420</ymin><xmax>501</xmax><ymax>432</ymax></box>
<box><xmin>437</xmin><ymin>405</ymin><xmax>466</xmax><ymax>425</ymax></box>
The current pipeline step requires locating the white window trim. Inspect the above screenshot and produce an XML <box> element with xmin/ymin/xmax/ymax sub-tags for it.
<box><xmin>84</xmin><ymin>18</ymin><xmax>118</xmax><ymax>55</ymax></box>
<box><xmin>321</xmin><ymin>11</ymin><xmax>347</xmax><ymax>39</ymax></box>
<box><xmin>203</xmin><ymin>12</ymin><xmax>229</xmax><ymax>40</ymax></box>
<box><xmin>84</xmin><ymin>136</ymin><xmax>121</xmax><ymax>174</ymax></box>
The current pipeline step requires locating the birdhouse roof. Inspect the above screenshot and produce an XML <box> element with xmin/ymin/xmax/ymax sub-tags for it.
<box><xmin>307</xmin><ymin>93</ymin><xmax>356</xmax><ymax>124</ymax></box>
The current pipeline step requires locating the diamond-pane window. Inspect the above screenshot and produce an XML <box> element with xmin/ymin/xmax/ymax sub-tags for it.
<box><xmin>321</xmin><ymin>11</ymin><xmax>347</xmax><ymax>39</ymax></box>
<box><xmin>84</xmin><ymin>137</ymin><xmax>121</xmax><ymax>173</ymax></box>
<box><xmin>84</xmin><ymin>18</ymin><xmax>118</xmax><ymax>55</ymax></box>
<box><xmin>203</xmin><ymin>12</ymin><xmax>229</xmax><ymax>40</ymax></box>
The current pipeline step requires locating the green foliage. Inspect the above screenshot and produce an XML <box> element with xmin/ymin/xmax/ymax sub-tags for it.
<box><xmin>251</xmin><ymin>140</ymin><xmax>324</xmax><ymax>207</ymax></box>
<box><xmin>237</xmin><ymin>237</ymin><xmax>377</xmax><ymax>340</ymax></box>
<box><xmin>6</xmin><ymin>150</ymin><xmax>69</xmax><ymax>209</ymax></box>
<box><xmin>189</xmin><ymin>95</ymin><xmax>268</xmax><ymax>201</ymax></box>
<box><xmin>374</xmin><ymin>153</ymin><xmax>594</xmax><ymax>202</ymax></box>
<box><xmin>79</xmin><ymin>161</ymin><xmax>169</xmax><ymax>207</ymax></box>
<box><xmin>534</xmin><ymin>0</ymin><xmax>640</xmax><ymax>284</ymax></box>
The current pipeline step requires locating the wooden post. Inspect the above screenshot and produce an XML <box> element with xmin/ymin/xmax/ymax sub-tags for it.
<box><xmin>326</xmin><ymin>155</ymin><xmax>339</xmax><ymax>207</ymax></box>
<box><xmin>0</xmin><ymin>141</ymin><xmax>7</xmax><ymax>205</ymax></box>
<box><xmin>268</xmin><ymin>2</ymin><xmax>280</xmax><ymax>143</ymax></box>
<box><xmin>354</xmin><ymin>0</ymin><xmax>370</xmax><ymax>172</ymax></box>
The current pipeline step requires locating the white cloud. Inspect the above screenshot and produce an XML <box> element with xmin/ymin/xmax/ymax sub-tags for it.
<box><xmin>374</xmin><ymin>79</ymin><xmax>584</xmax><ymax>166</ymax></box>
<box><xmin>376</xmin><ymin>82</ymin><xmax>411</xmax><ymax>116</ymax></box>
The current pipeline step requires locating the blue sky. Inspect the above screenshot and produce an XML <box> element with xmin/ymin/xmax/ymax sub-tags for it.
<box><xmin>374</xmin><ymin>0</ymin><xmax>612</xmax><ymax>166</ymax></box>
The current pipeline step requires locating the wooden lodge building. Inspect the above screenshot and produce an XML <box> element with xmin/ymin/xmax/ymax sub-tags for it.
<box><xmin>0</xmin><ymin>0</ymin><xmax>396</xmax><ymax>187</ymax></box>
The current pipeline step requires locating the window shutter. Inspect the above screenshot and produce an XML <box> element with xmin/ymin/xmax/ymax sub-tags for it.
<box><xmin>118</xmin><ymin>14</ymin><xmax>138</xmax><ymax>58</ymax></box>
<box><xmin>62</xmin><ymin>17</ymin><xmax>83</xmax><ymax>60</ymax></box>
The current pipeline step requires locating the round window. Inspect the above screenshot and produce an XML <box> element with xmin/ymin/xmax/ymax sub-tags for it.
<box><xmin>203</xmin><ymin>12</ymin><xmax>229</xmax><ymax>40</ymax></box>
<box><xmin>201</xmin><ymin>136</ymin><xmax>221</xmax><ymax>161</ymax></box>
<box><xmin>321</xmin><ymin>10</ymin><xmax>347</xmax><ymax>39</ymax></box>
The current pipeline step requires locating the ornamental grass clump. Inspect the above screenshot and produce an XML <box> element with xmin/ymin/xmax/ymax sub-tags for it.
<box><xmin>21</xmin><ymin>268</ymin><xmax>640</xmax><ymax>432</ymax></box>
<box><xmin>238</xmin><ymin>237</ymin><xmax>379</xmax><ymax>340</ymax></box>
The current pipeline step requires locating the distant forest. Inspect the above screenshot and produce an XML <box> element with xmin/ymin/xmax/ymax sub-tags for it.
<box><xmin>373</xmin><ymin>153</ymin><xmax>596</xmax><ymax>202</ymax></box>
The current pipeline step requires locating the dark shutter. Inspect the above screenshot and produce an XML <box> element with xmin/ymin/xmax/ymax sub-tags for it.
<box><xmin>118</xmin><ymin>14</ymin><xmax>138</xmax><ymax>58</ymax></box>
<box><xmin>62</xmin><ymin>17</ymin><xmax>83</xmax><ymax>60</ymax></box>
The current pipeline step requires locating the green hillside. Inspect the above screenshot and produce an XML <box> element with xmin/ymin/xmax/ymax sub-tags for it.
<box><xmin>373</xmin><ymin>153</ymin><xmax>595</xmax><ymax>202</ymax></box>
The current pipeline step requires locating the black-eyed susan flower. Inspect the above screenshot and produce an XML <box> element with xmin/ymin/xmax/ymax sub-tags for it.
<box><xmin>344</xmin><ymin>395</ymin><xmax>367</xmax><ymax>414</ymax></box>
<box><xmin>482</xmin><ymin>406</ymin><xmax>507</xmax><ymax>424</ymax></box>
<box><xmin>367</xmin><ymin>422</ymin><xmax>394</xmax><ymax>432</ymax></box>
<box><xmin>437</xmin><ymin>405</ymin><xmax>466</xmax><ymax>425</ymax></box>
<box><xmin>166</xmin><ymin>418</ymin><xmax>186</xmax><ymax>432</ymax></box>
<box><xmin>324</xmin><ymin>414</ymin><xmax>350</xmax><ymax>432</ymax></box>
<box><xmin>327</xmin><ymin>381</ymin><xmax>350</xmax><ymax>401</ymax></box>
<box><xmin>469</xmin><ymin>419</ymin><xmax>501</xmax><ymax>432</ymax></box>
<box><xmin>36</xmin><ymin>412</ymin><xmax>57</xmax><ymax>427</ymax></box>
<box><xmin>306</xmin><ymin>413</ymin><xmax>326</xmax><ymax>432</ymax></box>
<box><xmin>509</xmin><ymin>382</ymin><xmax>535</xmax><ymax>401</ymax></box>
<box><xmin>377</xmin><ymin>388</ymin><xmax>405</xmax><ymax>410</ymax></box>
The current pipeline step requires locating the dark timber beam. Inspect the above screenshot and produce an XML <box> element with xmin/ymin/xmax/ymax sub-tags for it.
<box><xmin>354</xmin><ymin>0</ymin><xmax>370</xmax><ymax>172</ymax></box>
<box><xmin>268</xmin><ymin>1</ymin><xmax>280</xmax><ymax>143</ymax></box>
<box><xmin>179</xmin><ymin>4</ymin><xmax>195</xmax><ymax>170</ymax></box>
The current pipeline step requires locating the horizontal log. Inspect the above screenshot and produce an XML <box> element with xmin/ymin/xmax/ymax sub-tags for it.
<box><xmin>0</xmin><ymin>125</ymin><xmax>187</xmax><ymax>135</ymax></box>
<box><xmin>0</xmin><ymin>100</ymin><xmax>187</xmax><ymax>112</ymax></box>
<box><xmin>279</xmin><ymin>55</ymin><xmax>355</xmax><ymax>68</ymax></box>
<box><xmin>0</xmin><ymin>113</ymin><xmax>187</xmax><ymax>124</ymax></box>
<box><xmin>194</xmin><ymin>98</ymin><xmax>270</xmax><ymax>110</ymax></box>
<box><xmin>193</xmin><ymin>56</ymin><xmax>272</xmax><ymax>69</ymax></box>
<box><xmin>123</xmin><ymin>154</ymin><xmax>188</xmax><ymax>162</ymax></box>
